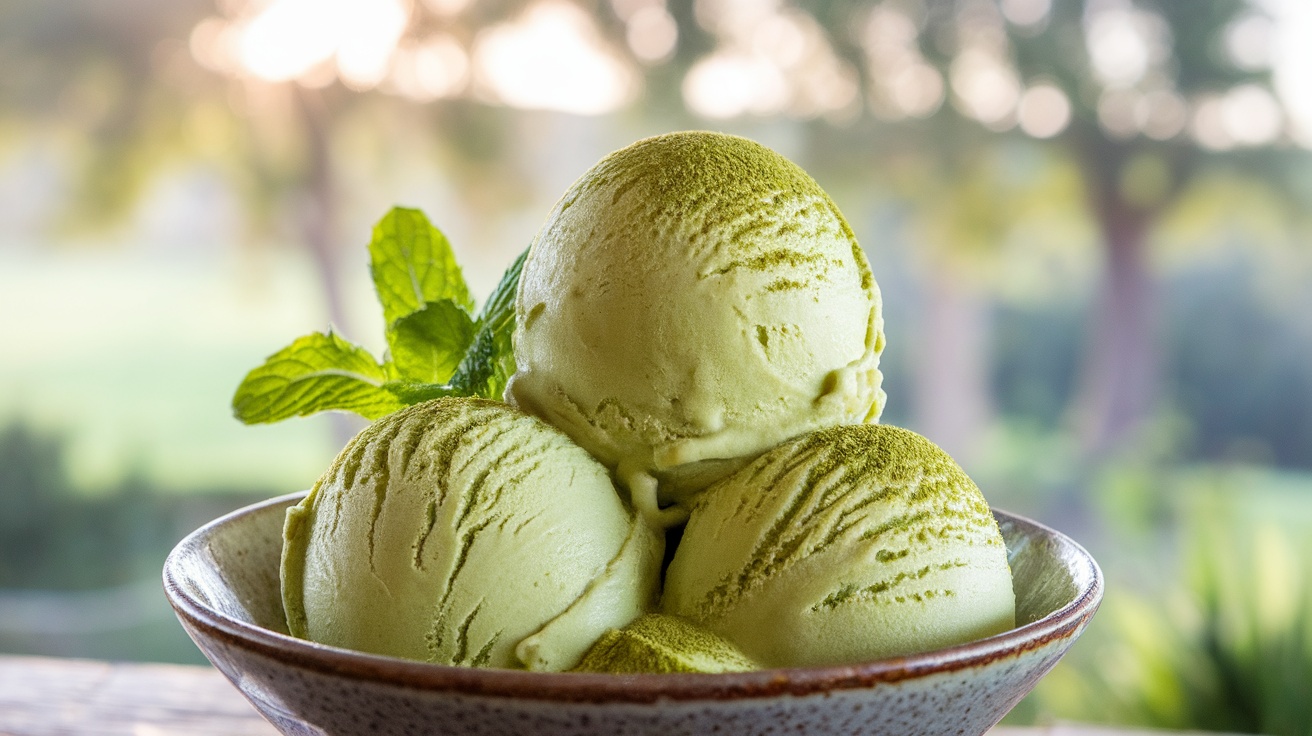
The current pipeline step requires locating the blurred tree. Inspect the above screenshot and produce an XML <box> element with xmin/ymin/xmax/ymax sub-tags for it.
<box><xmin>174</xmin><ymin>0</ymin><xmax>640</xmax><ymax>322</ymax></box>
<box><xmin>0</xmin><ymin>0</ymin><xmax>538</xmax><ymax>330</ymax></box>
<box><xmin>1001</xmin><ymin>0</ymin><xmax>1297</xmax><ymax>455</ymax></box>
<box><xmin>621</xmin><ymin>0</ymin><xmax>1308</xmax><ymax>457</ymax></box>
<box><xmin>0</xmin><ymin>0</ymin><xmax>213</xmax><ymax>228</ymax></box>
<box><xmin>1034</xmin><ymin>475</ymin><xmax>1312</xmax><ymax>734</ymax></box>
<box><xmin>7</xmin><ymin>0</ymin><xmax>1307</xmax><ymax>459</ymax></box>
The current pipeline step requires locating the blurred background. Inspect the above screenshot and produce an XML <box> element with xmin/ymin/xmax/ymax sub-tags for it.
<box><xmin>2</xmin><ymin>0</ymin><xmax>1311</xmax><ymax>731</ymax></box>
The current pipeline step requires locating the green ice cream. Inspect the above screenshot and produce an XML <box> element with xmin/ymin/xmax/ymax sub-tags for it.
<box><xmin>570</xmin><ymin>613</ymin><xmax>759</xmax><ymax>674</ymax></box>
<box><xmin>506</xmin><ymin>131</ymin><xmax>885</xmax><ymax>525</ymax></box>
<box><xmin>662</xmin><ymin>424</ymin><xmax>1015</xmax><ymax>667</ymax></box>
<box><xmin>281</xmin><ymin>397</ymin><xmax>662</xmax><ymax>671</ymax></box>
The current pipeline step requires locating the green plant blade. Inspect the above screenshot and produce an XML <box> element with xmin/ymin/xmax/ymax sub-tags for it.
<box><xmin>380</xmin><ymin>380</ymin><xmax>458</xmax><ymax>405</ymax></box>
<box><xmin>233</xmin><ymin>332</ymin><xmax>403</xmax><ymax>424</ymax></box>
<box><xmin>388</xmin><ymin>299</ymin><xmax>477</xmax><ymax>384</ymax></box>
<box><xmin>369</xmin><ymin>207</ymin><xmax>473</xmax><ymax>326</ymax></box>
<box><xmin>449</xmin><ymin>247</ymin><xmax>527</xmax><ymax>400</ymax></box>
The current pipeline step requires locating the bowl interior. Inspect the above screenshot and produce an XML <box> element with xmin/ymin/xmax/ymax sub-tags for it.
<box><xmin>171</xmin><ymin>492</ymin><xmax>1092</xmax><ymax>645</ymax></box>
<box><xmin>179</xmin><ymin>492</ymin><xmax>292</xmax><ymax>635</ymax></box>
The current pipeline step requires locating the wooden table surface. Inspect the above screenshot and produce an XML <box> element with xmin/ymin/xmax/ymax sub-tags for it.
<box><xmin>0</xmin><ymin>655</ymin><xmax>1233</xmax><ymax>736</ymax></box>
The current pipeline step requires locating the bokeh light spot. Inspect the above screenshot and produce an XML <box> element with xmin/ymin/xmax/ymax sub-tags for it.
<box><xmin>1018</xmin><ymin>84</ymin><xmax>1071</xmax><ymax>138</ymax></box>
<box><xmin>1222</xmin><ymin>84</ymin><xmax>1283</xmax><ymax>146</ymax></box>
<box><xmin>473</xmin><ymin>1</ymin><xmax>638</xmax><ymax>116</ymax></box>
<box><xmin>1001</xmin><ymin>0</ymin><xmax>1051</xmax><ymax>27</ymax></box>
<box><xmin>627</xmin><ymin>6</ymin><xmax>678</xmax><ymax>63</ymax></box>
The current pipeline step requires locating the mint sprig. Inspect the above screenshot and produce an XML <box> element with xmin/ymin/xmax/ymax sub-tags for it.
<box><xmin>378</xmin><ymin>248</ymin><xmax>527</xmax><ymax>404</ymax></box>
<box><xmin>389</xmin><ymin>300</ymin><xmax>476</xmax><ymax>384</ymax></box>
<box><xmin>449</xmin><ymin>247</ymin><xmax>526</xmax><ymax>398</ymax></box>
<box><xmin>232</xmin><ymin>207</ymin><xmax>526</xmax><ymax>424</ymax></box>
<box><xmin>232</xmin><ymin>332</ymin><xmax>403</xmax><ymax>423</ymax></box>
<box><xmin>370</xmin><ymin>207</ymin><xmax>473</xmax><ymax>324</ymax></box>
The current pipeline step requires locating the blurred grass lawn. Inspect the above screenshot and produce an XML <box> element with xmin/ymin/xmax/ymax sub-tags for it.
<box><xmin>0</xmin><ymin>247</ymin><xmax>353</xmax><ymax>494</ymax></box>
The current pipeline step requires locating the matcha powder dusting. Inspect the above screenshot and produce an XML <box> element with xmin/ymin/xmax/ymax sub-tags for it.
<box><xmin>571</xmin><ymin>613</ymin><xmax>759</xmax><ymax>674</ymax></box>
<box><xmin>662</xmin><ymin>423</ymin><xmax>1015</xmax><ymax>668</ymax></box>
<box><xmin>507</xmin><ymin>130</ymin><xmax>887</xmax><ymax>524</ymax></box>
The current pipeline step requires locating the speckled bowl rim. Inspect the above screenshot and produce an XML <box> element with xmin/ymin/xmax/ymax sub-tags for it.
<box><xmin>164</xmin><ymin>491</ymin><xmax>1102</xmax><ymax>704</ymax></box>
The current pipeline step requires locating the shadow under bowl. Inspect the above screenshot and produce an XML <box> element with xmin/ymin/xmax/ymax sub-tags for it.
<box><xmin>164</xmin><ymin>492</ymin><xmax>1101</xmax><ymax>736</ymax></box>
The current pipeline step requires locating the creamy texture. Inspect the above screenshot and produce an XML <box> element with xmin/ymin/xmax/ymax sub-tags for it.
<box><xmin>281</xmin><ymin>397</ymin><xmax>661</xmax><ymax>671</ymax></box>
<box><xmin>570</xmin><ymin>613</ymin><xmax>759</xmax><ymax>674</ymax></box>
<box><xmin>662</xmin><ymin>424</ymin><xmax>1015</xmax><ymax>667</ymax></box>
<box><xmin>506</xmin><ymin>131</ymin><xmax>885</xmax><ymax>524</ymax></box>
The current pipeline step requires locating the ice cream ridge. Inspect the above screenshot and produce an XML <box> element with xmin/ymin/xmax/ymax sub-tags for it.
<box><xmin>279</xmin><ymin>130</ymin><xmax>1015</xmax><ymax>673</ymax></box>
<box><xmin>506</xmin><ymin>130</ymin><xmax>887</xmax><ymax>524</ymax></box>
<box><xmin>282</xmin><ymin>398</ymin><xmax>662</xmax><ymax>671</ymax></box>
<box><xmin>663</xmin><ymin>424</ymin><xmax>1015</xmax><ymax>666</ymax></box>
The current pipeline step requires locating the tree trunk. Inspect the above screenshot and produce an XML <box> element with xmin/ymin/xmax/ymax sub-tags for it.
<box><xmin>911</xmin><ymin>265</ymin><xmax>995</xmax><ymax>468</ymax></box>
<box><xmin>1071</xmin><ymin>160</ymin><xmax>1160</xmax><ymax>457</ymax></box>
<box><xmin>294</xmin><ymin>88</ymin><xmax>365</xmax><ymax>444</ymax></box>
<box><xmin>294</xmin><ymin>88</ymin><xmax>349</xmax><ymax>335</ymax></box>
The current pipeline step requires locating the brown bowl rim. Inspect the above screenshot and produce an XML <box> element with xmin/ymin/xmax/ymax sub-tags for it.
<box><xmin>163</xmin><ymin>491</ymin><xmax>1102</xmax><ymax>704</ymax></box>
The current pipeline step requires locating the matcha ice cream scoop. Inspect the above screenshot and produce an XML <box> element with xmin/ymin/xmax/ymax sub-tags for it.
<box><xmin>506</xmin><ymin>131</ymin><xmax>885</xmax><ymax>525</ymax></box>
<box><xmin>662</xmin><ymin>424</ymin><xmax>1014</xmax><ymax>667</ymax></box>
<box><xmin>570</xmin><ymin>613</ymin><xmax>759</xmax><ymax>674</ymax></box>
<box><xmin>281</xmin><ymin>397</ymin><xmax>661</xmax><ymax>671</ymax></box>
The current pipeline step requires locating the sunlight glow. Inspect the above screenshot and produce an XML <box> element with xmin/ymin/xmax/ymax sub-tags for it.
<box><xmin>190</xmin><ymin>0</ymin><xmax>640</xmax><ymax>115</ymax></box>
<box><xmin>189</xmin><ymin>17</ymin><xmax>235</xmax><ymax>74</ymax></box>
<box><xmin>387</xmin><ymin>36</ymin><xmax>469</xmax><ymax>101</ymax></box>
<box><xmin>888</xmin><ymin>64</ymin><xmax>945</xmax><ymax>119</ymax></box>
<box><xmin>1139</xmin><ymin>90</ymin><xmax>1188</xmax><ymax>141</ymax></box>
<box><xmin>1191</xmin><ymin>96</ymin><xmax>1234</xmax><ymax>151</ymax></box>
<box><xmin>337</xmin><ymin>0</ymin><xmax>410</xmax><ymax>89</ymax></box>
<box><xmin>1096</xmin><ymin>89</ymin><xmax>1139</xmax><ymax>139</ymax></box>
<box><xmin>694</xmin><ymin>0</ymin><xmax>772</xmax><ymax>36</ymax></box>
<box><xmin>233</xmin><ymin>0</ymin><xmax>411</xmax><ymax>86</ymax></box>
<box><xmin>472</xmin><ymin>1</ymin><xmax>638</xmax><ymax>115</ymax></box>
<box><xmin>421</xmin><ymin>0</ymin><xmax>471</xmax><ymax>16</ymax></box>
<box><xmin>950</xmin><ymin>48</ymin><xmax>1020</xmax><ymax>128</ymax></box>
<box><xmin>1226</xmin><ymin>13</ymin><xmax>1276</xmax><ymax>71</ymax></box>
<box><xmin>1084</xmin><ymin>5</ymin><xmax>1168</xmax><ymax>90</ymax></box>
<box><xmin>235</xmin><ymin>0</ymin><xmax>335</xmax><ymax>81</ymax></box>
<box><xmin>1269</xmin><ymin>0</ymin><xmax>1312</xmax><ymax>147</ymax></box>
<box><xmin>1017</xmin><ymin>84</ymin><xmax>1071</xmax><ymax>138</ymax></box>
<box><xmin>862</xmin><ymin>6</ymin><xmax>944</xmax><ymax>120</ymax></box>
<box><xmin>1190</xmin><ymin>85</ymin><xmax>1284</xmax><ymax>150</ymax></box>
<box><xmin>1221</xmin><ymin>84</ymin><xmax>1284</xmax><ymax>146</ymax></box>
<box><xmin>627</xmin><ymin>6</ymin><xmax>678</xmax><ymax>63</ymax></box>
<box><xmin>863</xmin><ymin>4</ymin><xmax>918</xmax><ymax>54</ymax></box>
<box><xmin>183</xmin><ymin>0</ymin><xmax>1312</xmax><ymax>142</ymax></box>
<box><xmin>1097</xmin><ymin>87</ymin><xmax>1190</xmax><ymax>142</ymax></box>
<box><xmin>683</xmin><ymin>52</ymin><xmax>786</xmax><ymax>118</ymax></box>
<box><xmin>1001</xmin><ymin>0</ymin><xmax>1051</xmax><ymax>27</ymax></box>
<box><xmin>683</xmin><ymin>3</ymin><xmax>855</xmax><ymax>120</ymax></box>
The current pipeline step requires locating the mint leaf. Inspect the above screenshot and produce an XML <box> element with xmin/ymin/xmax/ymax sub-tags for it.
<box><xmin>370</xmin><ymin>207</ymin><xmax>473</xmax><ymax>326</ymax></box>
<box><xmin>388</xmin><ymin>299</ymin><xmax>476</xmax><ymax>384</ymax></box>
<box><xmin>233</xmin><ymin>332</ymin><xmax>403</xmax><ymax>424</ymax></box>
<box><xmin>449</xmin><ymin>248</ymin><xmax>527</xmax><ymax>399</ymax></box>
<box><xmin>380</xmin><ymin>380</ymin><xmax>457</xmax><ymax>405</ymax></box>
<box><xmin>233</xmin><ymin>211</ymin><xmax>519</xmax><ymax>427</ymax></box>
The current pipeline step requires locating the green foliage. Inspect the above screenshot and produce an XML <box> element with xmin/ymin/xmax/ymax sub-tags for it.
<box><xmin>232</xmin><ymin>207</ymin><xmax>525</xmax><ymax>423</ymax></box>
<box><xmin>1166</xmin><ymin>254</ymin><xmax>1312</xmax><ymax>469</ymax></box>
<box><xmin>232</xmin><ymin>331</ymin><xmax>404</xmax><ymax>424</ymax></box>
<box><xmin>447</xmin><ymin>247</ymin><xmax>526</xmax><ymax>400</ymax></box>
<box><xmin>1</xmin><ymin>442</ymin><xmax>153</xmax><ymax>589</ymax></box>
<box><xmin>1035</xmin><ymin>478</ymin><xmax>1312</xmax><ymax>735</ymax></box>
<box><xmin>0</xmin><ymin>421</ymin><xmax>270</xmax><ymax>664</ymax></box>
<box><xmin>979</xmin><ymin>250</ymin><xmax>1312</xmax><ymax>473</ymax></box>
<box><xmin>388</xmin><ymin>301</ymin><xmax>477</xmax><ymax>385</ymax></box>
<box><xmin>369</xmin><ymin>207</ymin><xmax>474</xmax><ymax>326</ymax></box>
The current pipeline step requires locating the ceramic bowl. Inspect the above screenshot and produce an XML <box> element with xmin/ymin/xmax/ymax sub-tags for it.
<box><xmin>163</xmin><ymin>492</ymin><xmax>1101</xmax><ymax>736</ymax></box>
